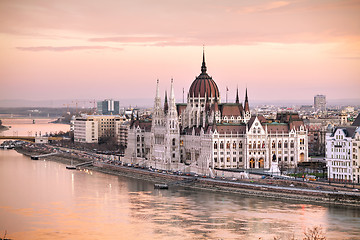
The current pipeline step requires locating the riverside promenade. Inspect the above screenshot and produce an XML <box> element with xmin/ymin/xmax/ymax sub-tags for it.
<box><xmin>14</xmin><ymin>143</ymin><xmax>360</xmax><ymax>208</ymax></box>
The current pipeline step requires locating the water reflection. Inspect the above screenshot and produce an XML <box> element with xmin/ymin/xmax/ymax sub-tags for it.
<box><xmin>0</xmin><ymin>118</ymin><xmax>69</xmax><ymax>136</ymax></box>
<box><xmin>124</xmin><ymin>181</ymin><xmax>360</xmax><ymax>240</ymax></box>
<box><xmin>1</xmin><ymin>146</ymin><xmax>360</xmax><ymax>239</ymax></box>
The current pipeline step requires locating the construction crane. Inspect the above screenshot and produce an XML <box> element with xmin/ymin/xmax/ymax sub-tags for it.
<box><xmin>63</xmin><ymin>103</ymin><xmax>71</xmax><ymax>114</ymax></box>
<box><xmin>89</xmin><ymin>99</ymin><xmax>97</xmax><ymax>114</ymax></box>
<box><xmin>71</xmin><ymin>100</ymin><xmax>98</xmax><ymax>115</ymax></box>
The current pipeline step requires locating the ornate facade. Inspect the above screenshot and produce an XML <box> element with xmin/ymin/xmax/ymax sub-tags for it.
<box><xmin>125</xmin><ymin>51</ymin><xmax>308</xmax><ymax>175</ymax></box>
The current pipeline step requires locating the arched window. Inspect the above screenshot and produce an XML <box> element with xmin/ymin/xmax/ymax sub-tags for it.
<box><xmin>259</xmin><ymin>158</ymin><xmax>264</xmax><ymax>168</ymax></box>
<box><xmin>250</xmin><ymin>158</ymin><xmax>255</xmax><ymax>168</ymax></box>
<box><xmin>272</xmin><ymin>141</ymin><xmax>275</xmax><ymax>148</ymax></box>
<box><xmin>284</xmin><ymin>141</ymin><xmax>288</xmax><ymax>148</ymax></box>
<box><xmin>172</xmin><ymin>138</ymin><xmax>176</xmax><ymax>146</ymax></box>
<box><xmin>214</xmin><ymin>141</ymin><xmax>218</xmax><ymax>149</ymax></box>
<box><xmin>262</xmin><ymin>141</ymin><xmax>265</xmax><ymax>148</ymax></box>
<box><xmin>278</xmin><ymin>141</ymin><xmax>282</xmax><ymax>148</ymax></box>
<box><xmin>249</xmin><ymin>141</ymin><xmax>252</xmax><ymax>149</ymax></box>
<box><xmin>233</xmin><ymin>141</ymin><xmax>236</xmax><ymax>149</ymax></box>
<box><xmin>226</xmin><ymin>141</ymin><xmax>230</xmax><ymax>149</ymax></box>
<box><xmin>239</xmin><ymin>141</ymin><xmax>243</xmax><ymax>148</ymax></box>
<box><xmin>257</xmin><ymin>141</ymin><xmax>261</xmax><ymax>148</ymax></box>
<box><xmin>220</xmin><ymin>142</ymin><xmax>224</xmax><ymax>149</ymax></box>
<box><xmin>137</xmin><ymin>135</ymin><xmax>140</xmax><ymax>142</ymax></box>
<box><xmin>290</xmin><ymin>140</ymin><xmax>294</xmax><ymax>148</ymax></box>
<box><xmin>298</xmin><ymin>153</ymin><xmax>303</xmax><ymax>162</ymax></box>
<box><xmin>253</xmin><ymin>142</ymin><xmax>256</xmax><ymax>149</ymax></box>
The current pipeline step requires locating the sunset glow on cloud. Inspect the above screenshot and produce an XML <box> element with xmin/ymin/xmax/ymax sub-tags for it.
<box><xmin>0</xmin><ymin>0</ymin><xmax>359</xmax><ymax>106</ymax></box>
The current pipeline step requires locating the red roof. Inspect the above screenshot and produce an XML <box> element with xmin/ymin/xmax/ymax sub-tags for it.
<box><xmin>131</xmin><ymin>120</ymin><xmax>152</xmax><ymax>132</ymax></box>
<box><xmin>267</xmin><ymin>124</ymin><xmax>289</xmax><ymax>133</ymax></box>
<box><xmin>176</xmin><ymin>104</ymin><xmax>187</xmax><ymax>115</ymax></box>
<box><xmin>289</xmin><ymin>121</ymin><xmax>304</xmax><ymax>131</ymax></box>
<box><xmin>188</xmin><ymin>73</ymin><xmax>220</xmax><ymax>98</ymax></box>
<box><xmin>220</xmin><ymin>104</ymin><xmax>243</xmax><ymax>117</ymax></box>
<box><xmin>215</xmin><ymin>124</ymin><xmax>246</xmax><ymax>134</ymax></box>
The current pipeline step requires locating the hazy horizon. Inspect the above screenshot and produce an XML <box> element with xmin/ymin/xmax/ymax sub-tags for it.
<box><xmin>1</xmin><ymin>97</ymin><xmax>359</xmax><ymax>109</ymax></box>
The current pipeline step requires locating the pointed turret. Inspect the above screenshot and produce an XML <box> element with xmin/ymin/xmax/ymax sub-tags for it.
<box><xmin>170</xmin><ymin>78</ymin><xmax>175</xmax><ymax>105</ymax></box>
<box><xmin>244</xmin><ymin>88</ymin><xmax>250</xmax><ymax>112</ymax></box>
<box><xmin>201</xmin><ymin>48</ymin><xmax>207</xmax><ymax>73</ymax></box>
<box><xmin>164</xmin><ymin>91</ymin><xmax>168</xmax><ymax>115</ymax></box>
<box><xmin>169</xmin><ymin>79</ymin><xmax>177</xmax><ymax>114</ymax></box>
<box><xmin>154</xmin><ymin>79</ymin><xmax>161</xmax><ymax>109</ymax></box>
<box><xmin>236</xmin><ymin>86</ymin><xmax>239</xmax><ymax>104</ymax></box>
<box><xmin>152</xmin><ymin>79</ymin><xmax>163</xmax><ymax>127</ymax></box>
<box><xmin>167</xmin><ymin>80</ymin><xmax>179</xmax><ymax>139</ymax></box>
<box><xmin>156</xmin><ymin>79</ymin><xmax>160</xmax><ymax>99</ymax></box>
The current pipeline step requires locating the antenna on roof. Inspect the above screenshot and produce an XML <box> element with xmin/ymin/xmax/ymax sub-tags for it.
<box><xmin>183</xmin><ymin>88</ymin><xmax>184</xmax><ymax>103</ymax></box>
<box><xmin>226</xmin><ymin>86</ymin><xmax>229</xmax><ymax>103</ymax></box>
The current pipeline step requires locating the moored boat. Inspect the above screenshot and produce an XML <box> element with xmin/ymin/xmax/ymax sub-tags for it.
<box><xmin>154</xmin><ymin>184</ymin><xmax>168</xmax><ymax>189</ymax></box>
<box><xmin>66</xmin><ymin>165</ymin><xmax>76</xmax><ymax>170</ymax></box>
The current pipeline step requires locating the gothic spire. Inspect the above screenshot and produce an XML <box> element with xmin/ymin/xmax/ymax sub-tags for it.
<box><xmin>236</xmin><ymin>86</ymin><xmax>239</xmax><ymax>104</ymax></box>
<box><xmin>244</xmin><ymin>88</ymin><xmax>250</xmax><ymax>112</ymax></box>
<box><xmin>154</xmin><ymin>79</ymin><xmax>161</xmax><ymax>109</ymax></box>
<box><xmin>201</xmin><ymin>47</ymin><xmax>207</xmax><ymax>73</ymax></box>
<box><xmin>169</xmin><ymin>78</ymin><xmax>177</xmax><ymax>109</ymax></box>
<box><xmin>164</xmin><ymin>90</ymin><xmax>168</xmax><ymax>115</ymax></box>
<box><xmin>170</xmin><ymin>78</ymin><xmax>175</xmax><ymax>101</ymax></box>
<box><xmin>156</xmin><ymin>79</ymin><xmax>160</xmax><ymax>99</ymax></box>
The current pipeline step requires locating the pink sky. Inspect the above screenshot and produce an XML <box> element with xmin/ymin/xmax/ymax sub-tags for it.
<box><xmin>0</xmin><ymin>0</ymin><xmax>359</xmax><ymax>106</ymax></box>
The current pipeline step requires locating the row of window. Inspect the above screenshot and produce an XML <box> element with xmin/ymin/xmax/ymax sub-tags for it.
<box><xmin>331</xmin><ymin>161</ymin><xmax>351</xmax><ymax>166</ymax></box>
<box><xmin>214</xmin><ymin>141</ymin><xmax>243</xmax><ymax>149</ymax></box>
<box><xmin>214</xmin><ymin>157</ymin><xmax>243</xmax><ymax>163</ymax></box>
<box><xmin>335</xmin><ymin>135</ymin><xmax>344</xmax><ymax>140</ymax></box>
<box><xmin>331</xmin><ymin>148</ymin><xmax>350</xmax><ymax>153</ymax></box>
<box><xmin>331</xmin><ymin>174</ymin><xmax>350</xmax><ymax>180</ymax></box>
<box><xmin>332</xmin><ymin>168</ymin><xmax>349</xmax><ymax>173</ymax></box>
<box><xmin>214</xmin><ymin>151</ymin><xmax>243</xmax><ymax>155</ymax></box>
<box><xmin>213</xmin><ymin>156</ymin><xmax>296</xmax><ymax>163</ymax></box>
<box><xmin>213</xmin><ymin>140</ymin><xmax>302</xmax><ymax>150</ymax></box>
<box><xmin>330</xmin><ymin>155</ymin><xmax>351</xmax><ymax>160</ymax></box>
<box><xmin>136</xmin><ymin>135</ymin><xmax>145</xmax><ymax>142</ymax></box>
<box><xmin>331</xmin><ymin>141</ymin><xmax>351</xmax><ymax>147</ymax></box>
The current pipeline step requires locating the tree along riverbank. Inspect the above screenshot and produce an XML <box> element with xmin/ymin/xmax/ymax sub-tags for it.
<box><xmin>14</xmin><ymin>146</ymin><xmax>360</xmax><ymax>209</ymax></box>
<box><xmin>0</xmin><ymin>119</ymin><xmax>9</xmax><ymax>132</ymax></box>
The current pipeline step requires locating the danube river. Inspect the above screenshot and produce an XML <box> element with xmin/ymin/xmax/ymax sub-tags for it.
<box><xmin>1</xmin><ymin>120</ymin><xmax>360</xmax><ymax>239</ymax></box>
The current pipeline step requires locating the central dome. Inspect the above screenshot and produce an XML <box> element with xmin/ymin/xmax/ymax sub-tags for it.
<box><xmin>188</xmin><ymin>52</ymin><xmax>220</xmax><ymax>99</ymax></box>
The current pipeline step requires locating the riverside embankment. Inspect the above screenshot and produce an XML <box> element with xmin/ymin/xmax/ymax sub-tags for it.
<box><xmin>15</xmin><ymin>146</ymin><xmax>360</xmax><ymax>208</ymax></box>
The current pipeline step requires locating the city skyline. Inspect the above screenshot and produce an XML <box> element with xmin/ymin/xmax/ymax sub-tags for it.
<box><xmin>1</xmin><ymin>0</ymin><xmax>359</xmax><ymax>105</ymax></box>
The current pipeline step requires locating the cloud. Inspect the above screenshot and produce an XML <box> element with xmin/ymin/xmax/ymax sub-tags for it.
<box><xmin>238</xmin><ymin>1</ymin><xmax>290</xmax><ymax>13</ymax></box>
<box><xmin>89</xmin><ymin>36</ymin><xmax>172</xmax><ymax>43</ymax></box>
<box><xmin>89</xmin><ymin>35</ymin><xmax>204</xmax><ymax>46</ymax></box>
<box><xmin>16</xmin><ymin>46</ymin><xmax>123</xmax><ymax>52</ymax></box>
<box><xmin>87</xmin><ymin>31</ymin><xmax>346</xmax><ymax>47</ymax></box>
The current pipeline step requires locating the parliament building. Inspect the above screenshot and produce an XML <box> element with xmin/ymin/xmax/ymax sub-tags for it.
<box><xmin>125</xmin><ymin>51</ymin><xmax>308</xmax><ymax>175</ymax></box>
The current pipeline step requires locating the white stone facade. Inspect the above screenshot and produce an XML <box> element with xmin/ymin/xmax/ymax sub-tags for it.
<box><xmin>326</xmin><ymin>126</ymin><xmax>360</xmax><ymax>183</ymax></box>
<box><xmin>124</xmin><ymin>52</ymin><xmax>308</xmax><ymax>175</ymax></box>
<box><xmin>74</xmin><ymin>115</ymin><xmax>126</xmax><ymax>143</ymax></box>
<box><xmin>74</xmin><ymin>117</ymin><xmax>98</xmax><ymax>143</ymax></box>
